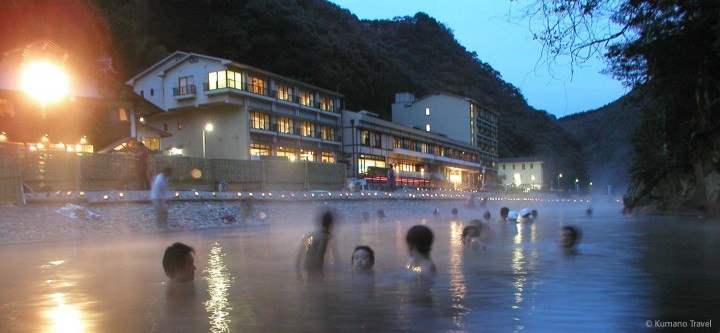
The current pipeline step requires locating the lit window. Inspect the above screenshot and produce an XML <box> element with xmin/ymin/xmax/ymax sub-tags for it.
<box><xmin>178</xmin><ymin>121</ymin><xmax>182</xmax><ymax>131</ymax></box>
<box><xmin>300</xmin><ymin>91</ymin><xmax>314</xmax><ymax>107</ymax></box>
<box><xmin>320</xmin><ymin>97</ymin><xmax>333</xmax><ymax>111</ymax></box>
<box><xmin>118</xmin><ymin>108</ymin><xmax>128</xmax><ymax>122</ymax></box>
<box><xmin>250</xmin><ymin>77</ymin><xmax>266</xmax><ymax>95</ymax></box>
<box><xmin>300</xmin><ymin>149</ymin><xmax>316</xmax><ymax>162</ymax></box>
<box><xmin>251</xmin><ymin>112</ymin><xmax>270</xmax><ymax>130</ymax></box>
<box><xmin>250</xmin><ymin>143</ymin><xmax>270</xmax><ymax>156</ymax></box>
<box><xmin>425</xmin><ymin>124</ymin><xmax>430</xmax><ymax>131</ymax></box>
<box><xmin>278</xmin><ymin>117</ymin><xmax>293</xmax><ymax>134</ymax></box>
<box><xmin>321</xmin><ymin>152</ymin><xmax>335</xmax><ymax>163</ymax></box>
<box><xmin>276</xmin><ymin>146</ymin><xmax>297</xmax><ymax>160</ymax></box>
<box><xmin>141</xmin><ymin>137</ymin><xmax>160</xmax><ymax>151</ymax></box>
<box><xmin>425</xmin><ymin>107</ymin><xmax>430</xmax><ymax>116</ymax></box>
<box><xmin>276</xmin><ymin>84</ymin><xmax>291</xmax><ymax>101</ymax></box>
<box><xmin>301</xmin><ymin>121</ymin><xmax>315</xmax><ymax>137</ymax></box>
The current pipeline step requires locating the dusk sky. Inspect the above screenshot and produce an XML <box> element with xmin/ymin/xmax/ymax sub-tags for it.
<box><xmin>332</xmin><ymin>0</ymin><xmax>629</xmax><ymax>117</ymax></box>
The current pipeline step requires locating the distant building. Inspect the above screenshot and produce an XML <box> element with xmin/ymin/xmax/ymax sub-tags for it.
<box><xmin>126</xmin><ymin>51</ymin><xmax>342</xmax><ymax>162</ymax></box>
<box><xmin>0</xmin><ymin>40</ymin><xmax>160</xmax><ymax>152</ymax></box>
<box><xmin>497</xmin><ymin>157</ymin><xmax>544</xmax><ymax>190</ymax></box>
<box><xmin>343</xmin><ymin>110</ymin><xmax>484</xmax><ymax>190</ymax></box>
<box><xmin>391</xmin><ymin>92</ymin><xmax>498</xmax><ymax>170</ymax></box>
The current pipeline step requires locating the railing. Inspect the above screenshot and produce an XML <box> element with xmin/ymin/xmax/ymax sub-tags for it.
<box><xmin>173</xmin><ymin>85</ymin><xmax>197</xmax><ymax>96</ymax></box>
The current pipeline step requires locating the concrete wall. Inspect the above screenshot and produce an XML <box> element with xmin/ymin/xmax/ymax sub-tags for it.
<box><xmin>392</xmin><ymin>94</ymin><xmax>472</xmax><ymax>144</ymax></box>
<box><xmin>0</xmin><ymin>149</ymin><xmax>347</xmax><ymax>202</ymax></box>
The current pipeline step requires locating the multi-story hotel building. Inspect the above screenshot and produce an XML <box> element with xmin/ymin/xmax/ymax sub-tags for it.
<box><xmin>126</xmin><ymin>51</ymin><xmax>342</xmax><ymax>162</ymax></box>
<box><xmin>391</xmin><ymin>92</ymin><xmax>499</xmax><ymax>184</ymax></box>
<box><xmin>343</xmin><ymin>110</ymin><xmax>485</xmax><ymax>189</ymax></box>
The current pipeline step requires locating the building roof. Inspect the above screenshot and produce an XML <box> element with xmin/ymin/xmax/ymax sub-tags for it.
<box><xmin>399</xmin><ymin>91</ymin><xmax>499</xmax><ymax>115</ymax></box>
<box><xmin>344</xmin><ymin>110</ymin><xmax>479</xmax><ymax>151</ymax></box>
<box><xmin>126</xmin><ymin>51</ymin><xmax>343</xmax><ymax>97</ymax></box>
<box><xmin>498</xmin><ymin>157</ymin><xmax>543</xmax><ymax>164</ymax></box>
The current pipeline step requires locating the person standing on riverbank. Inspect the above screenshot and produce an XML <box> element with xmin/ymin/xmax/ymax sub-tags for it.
<box><xmin>387</xmin><ymin>165</ymin><xmax>396</xmax><ymax>192</ymax></box>
<box><xmin>151</xmin><ymin>167</ymin><xmax>173</xmax><ymax>228</ymax></box>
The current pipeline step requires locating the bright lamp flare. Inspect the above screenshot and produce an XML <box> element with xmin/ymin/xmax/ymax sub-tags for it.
<box><xmin>21</xmin><ymin>62</ymin><xmax>69</xmax><ymax>105</ymax></box>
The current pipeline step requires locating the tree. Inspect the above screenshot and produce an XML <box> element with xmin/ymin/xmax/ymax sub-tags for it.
<box><xmin>518</xmin><ymin>0</ymin><xmax>720</xmax><ymax>211</ymax></box>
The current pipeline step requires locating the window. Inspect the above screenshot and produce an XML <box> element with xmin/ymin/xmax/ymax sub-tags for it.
<box><xmin>530</xmin><ymin>164</ymin><xmax>534</xmax><ymax>169</ymax></box>
<box><xmin>420</xmin><ymin>143</ymin><xmax>429</xmax><ymax>154</ymax></box>
<box><xmin>360</xmin><ymin>130</ymin><xmax>370</xmax><ymax>146</ymax></box>
<box><xmin>358</xmin><ymin>154</ymin><xmax>386</xmax><ymax>174</ymax></box>
<box><xmin>513</xmin><ymin>164</ymin><xmax>515</xmax><ymax>170</ymax></box>
<box><xmin>522</xmin><ymin>164</ymin><xmax>526</xmax><ymax>170</ymax></box>
<box><xmin>163</xmin><ymin>123</ymin><xmax>168</xmax><ymax>131</ymax></box>
<box><xmin>251</xmin><ymin>111</ymin><xmax>270</xmax><ymax>130</ymax></box>
<box><xmin>373</xmin><ymin>132</ymin><xmax>381</xmax><ymax>148</ymax></box>
<box><xmin>208</xmin><ymin>70</ymin><xmax>243</xmax><ymax>90</ymax></box>
<box><xmin>322</xmin><ymin>126</ymin><xmax>335</xmax><ymax>141</ymax></box>
<box><xmin>118</xmin><ymin>108</ymin><xmax>128</xmax><ymax>122</ymax></box>
<box><xmin>502</xmin><ymin>165</ymin><xmax>506</xmax><ymax>170</ymax></box>
<box><xmin>394</xmin><ymin>137</ymin><xmax>401</xmax><ymax>149</ymax></box>
<box><xmin>321</xmin><ymin>152</ymin><xmax>335</xmax><ymax>163</ymax></box>
<box><xmin>397</xmin><ymin>161</ymin><xmax>416</xmax><ymax>172</ymax></box>
<box><xmin>319</xmin><ymin>97</ymin><xmax>333</xmax><ymax>111</ymax></box>
<box><xmin>300</xmin><ymin>90</ymin><xmax>314</xmax><ymax>107</ymax></box>
<box><xmin>276</xmin><ymin>146</ymin><xmax>297</xmax><ymax>160</ymax></box>
<box><xmin>178</xmin><ymin>76</ymin><xmax>195</xmax><ymax>95</ymax></box>
<box><xmin>250</xmin><ymin>143</ymin><xmax>270</xmax><ymax>156</ymax></box>
<box><xmin>140</xmin><ymin>90</ymin><xmax>144</xmax><ymax>98</ymax></box>
<box><xmin>250</xmin><ymin>77</ymin><xmax>266</xmax><ymax>95</ymax></box>
<box><xmin>150</xmin><ymin>89</ymin><xmax>154</xmax><ymax>97</ymax></box>
<box><xmin>301</xmin><ymin>121</ymin><xmax>315</xmax><ymax>137</ymax></box>
<box><xmin>141</xmin><ymin>137</ymin><xmax>160</xmax><ymax>151</ymax></box>
<box><xmin>470</xmin><ymin>104</ymin><xmax>475</xmax><ymax>118</ymax></box>
<box><xmin>276</xmin><ymin>84</ymin><xmax>292</xmax><ymax>101</ymax></box>
<box><xmin>178</xmin><ymin>121</ymin><xmax>182</xmax><ymax>131</ymax></box>
<box><xmin>300</xmin><ymin>149</ymin><xmax>316</xmax><ymax>162</ymax></box>
<box><xmin>278</xmin><ymin>117</ymin><xmax>293</xmax><ymax>134</ymax></box>
<box><xmin>425</xmin><ymin>107</ymin><xmax>430</xmax><ymax>116</ymax></box>
<box><xmin>425</xmin><ymin>124</ymin><xmax>431</xmax><ymax>131</ymax></box>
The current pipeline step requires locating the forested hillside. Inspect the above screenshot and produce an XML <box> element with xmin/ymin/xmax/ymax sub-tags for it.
<box><xmin>559</xmin><ymin>92</ymin><xmax>645</xmax><ymax>194</ymax></box>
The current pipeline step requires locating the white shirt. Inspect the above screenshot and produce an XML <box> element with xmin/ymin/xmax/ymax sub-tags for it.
<box><xmin>150</xmin><ymin>173</ymin><xmax>171</xmax><ymax>200</ymax></box>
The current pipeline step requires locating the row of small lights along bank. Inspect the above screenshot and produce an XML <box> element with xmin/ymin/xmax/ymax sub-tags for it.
<box><xmin>39</xmin><ymin>190</ymin><xmax>592</xmax><ymax>204</ymax></box>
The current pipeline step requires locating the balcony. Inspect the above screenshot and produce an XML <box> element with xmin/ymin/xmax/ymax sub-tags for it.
<box><xmin>172</xmin><ymin>85</ymin><xmax>196</xmax><ymax>99</ymax></box>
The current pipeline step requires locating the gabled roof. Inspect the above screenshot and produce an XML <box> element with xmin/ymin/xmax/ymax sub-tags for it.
<box><xmin>126</xmin><ymin>51</ymin><xmax>343</xmax><ymax>96</ymax></box>
<box><xmin>125</xmin><ymin>51</ymin><xmax>189</xmax><ymax>86</ymax></box>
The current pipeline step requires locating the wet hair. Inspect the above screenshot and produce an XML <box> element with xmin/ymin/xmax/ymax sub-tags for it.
<box><xmin>562</xmin><ymin>226</ymin><xmax>581</xmax><ymax>248</ymax></box>
<box><xmin>162</xmin><ymin>242</ymin><xmax>194</xmax><ymax>278</ymax></box>
<box><xmin>320</xmin><ymin>210</ymin><xmax>334</xmax><ymax>231</ymax></box>
<box><xmin>531</xmin><ymin>210</ymin><xmax>538</xmax><ymax>218</ymax></box>
<box><xmin>452</xmin><ymin>208</ymin><xmax>458</xmax><ymax>215</ymax></box>
<box><xmin>377</xmin><ymin>209</ymin><xmax>386</xmax><ymax>219</ymax></box>
<box><xmin>585</xmin><ymin>207</ymin><xmax>593</xmax><ymax>216</ymax></box>
<box><xmin>351</xmin><ymin>245</ymin><xmax>375</xmax><ymax>266</ymax></box>
<box><xmin>461</xmin><ymin>226</ymin><xmax>481</xmax><ymax>243</ymax></box>
<box><xmin>406</xmin><ymin>225</ymin><xmax>434</xmax><ymax>256</ymax></box>
<box><xmin>483</xmin><ymin>211</ymin><xmax>491</xmax><ymax>220</ymax></box>
<box><xmin>500</xmin><ymin>207</ymin><xmax>509</xmax><ymax>218</ymax></box>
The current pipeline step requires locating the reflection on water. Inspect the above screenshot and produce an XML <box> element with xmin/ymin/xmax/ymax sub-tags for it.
<box><xmin>448</xmin><ymin>221</ymin><xmax>467</xmax><ymax>330</ymax></box>
<box><xmin>47</xmin><ymin>293</ymin><xmax>84</xmax><ymax>332</ymax></box>
<box><xmin>204</xmin><ymin>244</ymin><xmax>233</xmax><ymax>333</ymax></box>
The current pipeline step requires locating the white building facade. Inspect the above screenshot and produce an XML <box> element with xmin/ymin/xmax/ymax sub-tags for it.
<box><xmin>391</xmin><ymin>92</ymin><xmax>499</xmax><ymax>185</ymax></box>
<box><xmin>126</xmin><ymin>51</ymin><xmax>342</xmax><ymax>162</ymax></box>
<box><xmin>343</xmin><ymin>110</ymin><xmax>484</xmax><ymax>190</ymax></box>
<box><xmin>497</xmin><ymin>157</ymin><xmax>544</xmax><ymax>190</ymax></box>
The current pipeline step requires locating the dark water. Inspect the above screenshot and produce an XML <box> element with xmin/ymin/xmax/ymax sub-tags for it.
<box><xmin>0</xmin><ymin>200</ymin><xmax>718</xmax><ymax>332</ymax></box>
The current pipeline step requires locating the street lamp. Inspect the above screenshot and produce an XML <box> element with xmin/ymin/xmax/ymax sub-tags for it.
<box><xmin>558</xmin><ymin>173</ymin><xmax>563</xmax><ymax>191</ymax></box>
<box><xmin>575</xmin><ymin>178</ymin><xmax>579</xmax><ymax>196</ymax></box>
<box><xmin>202</xmin><ymin>123</ymin><xmax>214</xmax><ymax>158</ymax></box>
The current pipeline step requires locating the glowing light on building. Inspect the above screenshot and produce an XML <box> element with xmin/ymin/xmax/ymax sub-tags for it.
<box><xmin>21</xmin><ymin>62</ymin><xmax>69</xmax><ymax>105</ymax></box>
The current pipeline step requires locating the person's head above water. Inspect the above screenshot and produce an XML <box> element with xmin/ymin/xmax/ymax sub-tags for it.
<box><xmin>461</xmin><ymin>225</ymin><xmax>481</xmax><ymax>244</ymax></box>
<box><xmin>162</xmin><ymin>242</ymin><xmax>196</xmax><ymax>282</ymax></box>
<box><xmin>531</xmin><ymin>209</ymin><xmax>538</xmax><ymax>218</ymax></box>
<box><xmin>352</xmin><ymin>246</ymin><xmax>375</xmax><ymax>271</ymax></box>
<box><xmin>483</xmin><ymin>211</ymin><xmax>491</xmax><ymax>221</ymax></box>
<box><xmin>377</xmin><ymin>209</ymin><xmax>386</xmax><ymax>219</ymax></box>
<box><xmin>500</xmin><ymin>207</ymin><xmax>509</xmax><ymax>219</ymax></box>
<box><xmin>406</xmin><ymin>225</ymin><xmax>434</xmax><ymax>257</ymax></box>
<box><xmin>561</xmin><ymin>226</ymin><xmax>581</xmax><ymax>249</ymax></box>
<box><xmin>452</xmin><ymin>208</ymin><xmax>459</xmax><ymax>215</ymax></box>
<box><xmin>320</xmin><ymin>210</ymin><xmax>334</xmax><ymax>232</ymax></box>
